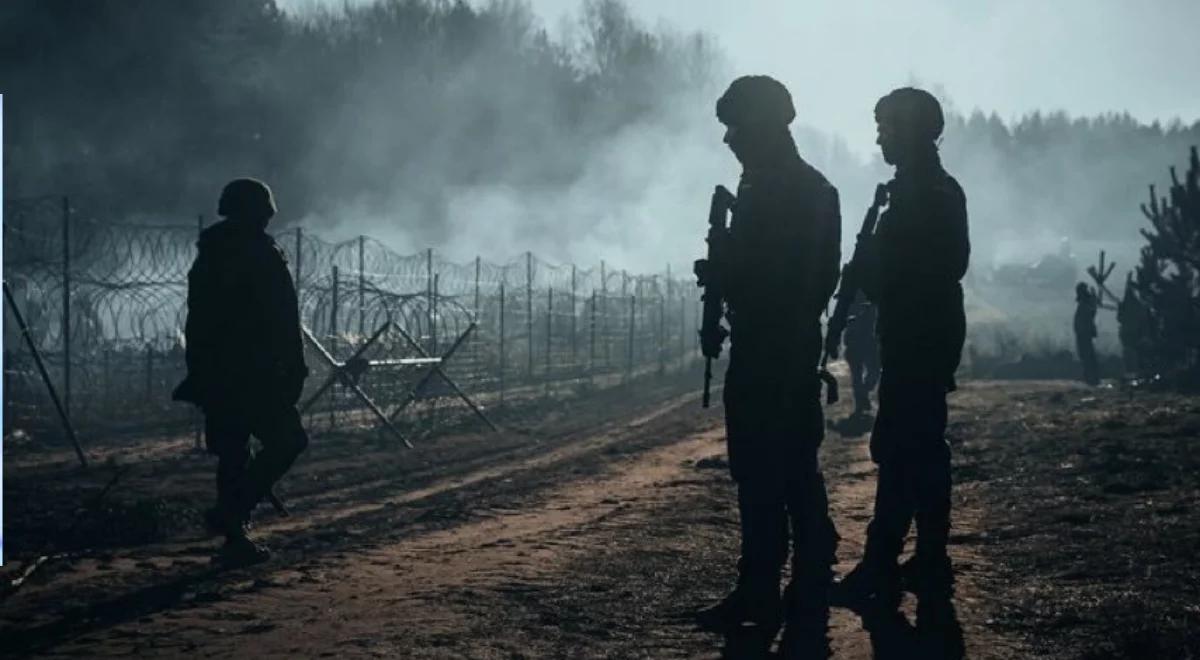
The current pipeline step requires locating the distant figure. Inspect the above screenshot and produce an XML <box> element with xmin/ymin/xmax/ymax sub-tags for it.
<box><xmin>1074</xmin><ymin>282</ymin><xmax>1101</xmax><ymax>385</ymax></box>
<box><xmin>173</xmin><ymin>178</ymin><xmax>310</xmax><ymax>565</ymax></box>
<box><xmin>837</xmin><ymin>88</ymin><xmax>969</xmax><ymax>621</ymax></box>
<box><xmin>843</xmin><ymin>292</ymin><xmax>880</xmax><ymax>414</ymax></box>
<box><xmin>693</xmin><ymin>75</ymin><xmax>842</xmax><ymax>639</ymax></box>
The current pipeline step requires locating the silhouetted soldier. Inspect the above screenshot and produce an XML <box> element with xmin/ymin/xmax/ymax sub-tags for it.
<box><xmin>843</xmin><ymin>292</ymin><xmax>880</xmax><ymax>414</ymax></box>
<box><xmin>694</xmin><ymin>75</ymin><xmax>842</xmax><ymax>635</ymax></box>
<box><xmin>837</xmin><ymin>88</ymin><xmax>969</xmax><ymax>615</ymax></box>
<box><xmin>173</xmin><ymin>178</ymin><xmax>310</xmax><ymax>565</ymax></box>
<box><xmin>1074</xmin><ymin>282</ymin><xmax>1101</xmax><ymax>385</ymax></box>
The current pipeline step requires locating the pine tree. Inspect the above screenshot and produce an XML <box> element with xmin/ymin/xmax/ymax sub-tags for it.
<box><xmin>1125</xmin><ymin>146</ymin><xmax>1200</xmax><ymax>385</ymax></box>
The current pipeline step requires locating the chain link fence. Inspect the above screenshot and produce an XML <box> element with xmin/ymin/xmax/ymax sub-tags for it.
<box><xmin>3</xmin><ymin>196</ymin><xmax>703</xmax><ymax>445</ymax></box>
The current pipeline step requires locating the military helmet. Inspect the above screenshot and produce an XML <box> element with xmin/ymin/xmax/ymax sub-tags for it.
<box><xmin>218</xmin><ymin>178</ymin><xmax>277</xmax><ymax>221</ymax></box>
<box><xmin>716</xmin><ymin>75</ymin><xmax>796</xmax><ymax>127</ymax></box>
<box><xmin>874</xmin><ymin>87</ymin><xmax>944</xmax><ymax>142</ymax></box>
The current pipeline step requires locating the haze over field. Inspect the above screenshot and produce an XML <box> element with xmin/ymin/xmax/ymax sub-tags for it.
<box><xmin>5</xmin><ymin>0</ymin><xmax>1199</xmax><ymax>288</ymax></box>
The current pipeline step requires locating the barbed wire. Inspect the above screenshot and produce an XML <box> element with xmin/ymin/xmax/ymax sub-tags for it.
<box><xmin>3</xmin><ymin>196</ymin><xmax>700</xmax><ymax>438</ymax></box>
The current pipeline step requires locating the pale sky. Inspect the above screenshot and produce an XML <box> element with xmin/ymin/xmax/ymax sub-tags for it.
<box><xmin>281</xmin><ymin>0</ymin><xmax>1200</xmax><ymax>156</ymax></box>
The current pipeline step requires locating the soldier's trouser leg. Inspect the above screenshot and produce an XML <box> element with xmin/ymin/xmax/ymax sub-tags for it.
<box><xmin>204</xmin><ymin>410</ymin><xmax>253</xmax><ymax>539</ymax></box>
<box><xmin>786</xmin><ymin>468</ymin><xmax>838</xmax><ymax>582</ymax></box>
<box><xmin>238</xmin><ymin>404</ymin><xmax>309</xmax><ymax>516</ymax></box>
<box><xmin>736</xmin><ymin>479</ymin><xmax>789</xmax><ymax>594</ymax></box>
<box><xmin>725</xmin><ymin>375</ymin><xmax>789</xmax><ymax>600</ymax></box>
<box><xmin>863</xmin><ymin>459</ymin><xmax>914</xmax><ymax>567</ymax></box>
<box><xmin>914</xmin><ymin>449</ymin><xmax>951</xmax><ymax>556</ymax></box>
<box><xmin>865</xmin><ymin>380</ymin><xmax>949</xmax><ymax>568</ymax></box>
<box><xmin>784</xmin><ymin>401</ymin><xmax>837</xmax><ymax>582</ymax></box>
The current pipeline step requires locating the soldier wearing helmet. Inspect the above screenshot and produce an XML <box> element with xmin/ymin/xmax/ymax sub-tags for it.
<box><xmin>695</xmin><ymin>75</ymin><xmax>842</xmax><ymax>639</ymax></box>
<box><xmin>174</xmin><ymin>178</ymin><xmax>310</xmax><ymax>565</ymax></box>
<box><xmin>837</xmin><ymin>87</ymin><xmax>970</xmax><ymax>616</ymax></box>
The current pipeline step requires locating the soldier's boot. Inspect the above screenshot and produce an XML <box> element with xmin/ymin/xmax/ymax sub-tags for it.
<box><xmin>836</xmin><ymin>558</ymin><xmax>901</xmax><ymax>611</ymax></box>
<box><xmin>210</xmin><ymin>496</ymin><xmax>270</xmax><ymax>567</ymax></box>
<box><xmin>697</xmin><ymin>553</ymin><xmax>783</xmax><ymax>632</ymax></box>
<box><xmin>215</xmin><ymin>532</ymin><xmax>271</xmax><ymax>567</ymax></box>
<box><xmin>697</xmin><ymin>575</ymin><xmax>782</xmax><ymax>633</ymax></box>
<box><xmin>834</xmin><ymin>529</ymin><xmax>903</xmax><ymax>610</ymax></box>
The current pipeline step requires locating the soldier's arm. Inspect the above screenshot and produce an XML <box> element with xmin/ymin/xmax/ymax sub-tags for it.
<box><xmin>816</xmin><ymin>185</ymin><xmax>843</xmax><ymax>309</ymax></box>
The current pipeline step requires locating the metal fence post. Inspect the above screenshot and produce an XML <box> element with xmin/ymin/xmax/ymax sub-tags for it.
<box><xmin>600</xmin><ymin>260</ymin><xmax>608</xmax><ymax>366</ymax></box>
<box><xmin>499</xmin><ymin>281</ymin><xmax>506</xmax><ymax>408</ymax></box>
<box><xmin>589</xmin><ymin>289</ymin><xmax>597</xmax><ymax>380</ymax></box>
<box><xmin>432</xmin><ymin>273</ymin><xmax>440</xmax><ymax>355</ymax></box>
<box><xmin>358</xmin><ymin>235</ymin><xmax>366</xmax><ymax>337</ymax></box>
<box><xmin>570</xmin><ymin>265</ymin><xmax>577</xmax><ymax>366</ymax></box>
<box><xmin>196</xmin><ymin>215</ymin><xmax>205</xmax><ymax>450</ymax></box>
<box><xmin>4</xmin><ymin>349</ymin><xmax>12</xmax><ymax>431</ymax></box>
<box><xmin>474</xmin><ymin>255</ymin><xmax>481</xmax><ymax>368</ymax></box>
<box><xmin>546</xmin><ymin>286</ymin><xmax>553</xmax><ymax>389</ymax></box>
<box><xmin>627</xmin><ymin>292</ymin><xmax>636</xmax><ymax>382</ymax></box>
<box><xmin>62</xmin><ymin>196</ymin><xmax>71</xmax><ymax>419</ymax></box>
<box><xmin>659</xmin><ymin>274</ymin><xmax>666</xmax><ymax>375</ymax></box>
<box><xmin>526</xmin><ymin>251</ymin><xmax>533</xmax><ymax>379</ymax></box>
<box><xmin>427</xmin><ymin>248</ymin><xmax>435</xmax><ymax>352</ymax></box>
<box><xmin>621</xmin><ymin>270</ymin><xmax>628</xmax><ymax>370</ymax></box>
<box><xmin>330</xmin><ymin>264</ymin><xmax>339</xmax><ymax>428</ymax></box>
<box><xmin>330</xmin><ymin>265</ymin><xmax>340</xmax><ymax>343</ymax></box>
<box><xmin>680</xmin><ymin>294</ymin><xmax>687</xmax><ymax>366</ymax></box>
<box><xmin>431</xmin><ymin>272</ymin><xmax>441</xmax><ymax>423</ymax></box>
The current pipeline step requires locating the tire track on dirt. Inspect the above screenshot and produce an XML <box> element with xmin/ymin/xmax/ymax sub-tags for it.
<box><xmin>9</xmin><ymin>382</ymin><xmax>1033</xmax><ymax>658</ymax></box>
<box><xmin>7</xmin><ymin>390</ymin><xmax>723</xmax><ymax>658</ymax></box>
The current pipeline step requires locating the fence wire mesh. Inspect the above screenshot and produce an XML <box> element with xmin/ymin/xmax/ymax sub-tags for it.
<box><xmin>3</xmin><ymin>197</ymin><xmax>703</xmax><ymax>443</ymax></box>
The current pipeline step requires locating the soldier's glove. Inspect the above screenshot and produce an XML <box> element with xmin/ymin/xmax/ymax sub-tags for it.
<box><xmin>699</xmin><ymin>324</ymin><xmax>729</xmax><ymax>359</ymax></box>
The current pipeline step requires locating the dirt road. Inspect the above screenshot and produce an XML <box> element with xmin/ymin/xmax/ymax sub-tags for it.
<box><xmin>4</xmin><ymin>379</ymin><xmax>1198</xmax><ymax>658</ymax></box>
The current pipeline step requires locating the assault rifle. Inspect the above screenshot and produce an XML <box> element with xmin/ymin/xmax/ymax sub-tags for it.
<box><xmin>824</xmin><ymin>183</ymin><xmax>889</xmax><ymax>366</ymax></box>
<box><xmin>694</xmin><ymin>185</ymin><xmax>736</xmax><ymax>408</ymax></box>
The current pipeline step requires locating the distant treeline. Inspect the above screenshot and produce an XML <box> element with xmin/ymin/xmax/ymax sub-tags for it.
<box><xmin>940</xmin><ymin>111</ymin><xmax>1200</xmax><ymax>248</ymax></box>
<box><xmin>1</xmin><ymin>0</ymin><xmax>719</xmax><ymax>221</ymax></box>
<box><xmin>3</xmin><ymin>0</ymin><xmax>1198</xmax><ymax>262</ymax></box>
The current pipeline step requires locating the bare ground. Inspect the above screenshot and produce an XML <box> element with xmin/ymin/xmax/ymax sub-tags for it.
<box><xmin>2</xmin><ymin>377</ymin><xmax>1198</xmax><ymax>658</ymax></box>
